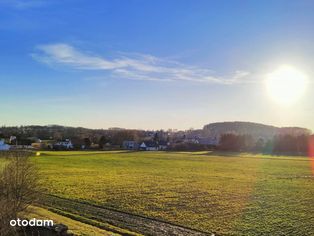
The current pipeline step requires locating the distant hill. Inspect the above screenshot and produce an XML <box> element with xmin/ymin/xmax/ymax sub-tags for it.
<box><xmin>203</xmin><ymin>121</ymin><xmax>311</xmax><ymax>140</ymax></box>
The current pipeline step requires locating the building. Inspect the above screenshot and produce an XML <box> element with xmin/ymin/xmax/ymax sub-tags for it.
<box><xmin>139</xmin><ymin>141</ymin><xmax>158</xmax><ymax>151</ymax></box>
<box><xmin>0</xmin><ymin>139</ymin><xmax>10</xmax><ymax>151</ymax></box>
<box><xmin>31</xmin><ymin>142</ymin><xmax>46</xmax><ymax>150</ymax></box>
<box><xmin>53</xmin><ymin>139</ymin><xmax>73</xmax><ymax>150</ymax></box>
<box><xmin>184</xmin><ymin>138</ymin><xmax>200</xmax><ymax>144</ymax></box>
<box><xmin>9</xmin><ymin>136</ymin><xmax>17</xmax><ymax>145</ymax></box>
<box><xmin>122</xmin><ymin>141</ymin><xmax>139</xmax><ymax>150</ymax></box>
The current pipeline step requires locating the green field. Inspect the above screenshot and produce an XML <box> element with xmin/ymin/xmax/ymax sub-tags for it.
<box><xmin>2</xmin><ymin>151</ymin><xmax>314</xmax><ymax>235</ymax></box>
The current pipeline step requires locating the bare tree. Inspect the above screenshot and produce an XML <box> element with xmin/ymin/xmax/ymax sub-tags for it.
<box><xmin>0</xmin><ymin>151</ymin><xmax>41</xmax><ymax>236</ymax></box>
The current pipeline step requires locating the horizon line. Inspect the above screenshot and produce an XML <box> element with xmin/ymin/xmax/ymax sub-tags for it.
<box><xmin>0</xmin><ymin>121</ymin><xmax>312</xmax><ymax>132</ymax></box>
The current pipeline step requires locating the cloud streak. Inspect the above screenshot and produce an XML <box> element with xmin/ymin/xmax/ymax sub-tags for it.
<box><xmin>32</xmin><ymin>43</ymin><xmax>251</xmax><ymax>84</ymax></box>
<box><xmin>0</xmin><ymin>0</ymin><xmax>48</xmax><ymax>9</ymax></box>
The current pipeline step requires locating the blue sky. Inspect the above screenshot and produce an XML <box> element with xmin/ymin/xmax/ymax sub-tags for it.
<box><xmin>0</xmin><ymin>0</ymin><xmax>314</xmax><ymax>130</ymax></box>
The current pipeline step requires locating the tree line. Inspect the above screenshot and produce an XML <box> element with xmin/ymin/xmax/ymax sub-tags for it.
<box><xmin>218</xmin><ymin>133</ymin><xmax>314</xmax><ymax>155</ymax></box>
<box><xmin>0</xmin><ymin>125</ymin><xmax>148</xmax><ymax>147</ymax></box>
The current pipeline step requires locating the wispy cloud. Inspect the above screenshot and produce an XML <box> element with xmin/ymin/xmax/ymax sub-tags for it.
<box><xmin>32</xmin><ymin>43</ymin><xmax>251</xmax><ymax>84</ymax></box>
<box><xmin>0</xmin><ymin>0</ymin><xmax>48</xmax><ymax>9</ymax></box>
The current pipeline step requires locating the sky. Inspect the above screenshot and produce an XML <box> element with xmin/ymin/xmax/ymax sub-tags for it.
<box><xmin>0</xmin><ymin>0</ymin><xmax>314</xmax><ymax>130</ymax></box>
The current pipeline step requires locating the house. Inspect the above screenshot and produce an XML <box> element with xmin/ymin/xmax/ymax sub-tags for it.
<box><xmin>139</xmin><ymin>141</ymin><xmax>158</xmax><ymax>151</ymax></box>
<box><xmin>32</xmin><ymin>140</ymin><xmax>54</xmax><ymax>150</ymax></box>
<box><xmin>0</xmin><ymin>139</ymin><xmax>10</xmax><ymax>151</ymax></box>
<box><xmin>53</xmin><ymin>139</ymin><xmax>73</xmax><ymax>150</ymax></box>
<box><xmin>122</xmin><ymin>141</ymin><xmax>139</xmax><ymax>150</ymax></box>
<box><xmin>158</xmin><ymin>140</ymin><xmax>169</xmax><ymax>150</ymax></box>
<box><xmin>184</xmin><ymin>138</ymin><xmax>200</xmax><ymax>144</ymax></box>
<box><xmin>9</xmin><ymin>136</ymin><xmax>17</xmax><ymax>145</ymax></box>
<box><xmin>31</xmin><ymin>142</ymin><xmax>46</xmax><ymax>150</ymax></box>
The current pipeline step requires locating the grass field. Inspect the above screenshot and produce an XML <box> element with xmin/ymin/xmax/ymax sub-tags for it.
<box><xmin>2</xmin><ymin>151</ymin><xmax>314</xmax><ymax>235</ymax></box>
<box><xmin>27</xmin><ymin>151</ymin><xmax>313</xmax><ymax>235</ymax></box>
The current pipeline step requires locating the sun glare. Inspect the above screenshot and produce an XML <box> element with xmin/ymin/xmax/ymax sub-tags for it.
<box><xmin>266</xmin><ymin>65</ymin><xmax>308</xmax><ymax>106</ymax></box>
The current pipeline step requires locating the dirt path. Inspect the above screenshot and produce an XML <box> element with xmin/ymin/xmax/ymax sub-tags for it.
<box><xmin>41</xmin><ymin>194</ymin><xmax>211</xmax><ymax>236</ymax></box>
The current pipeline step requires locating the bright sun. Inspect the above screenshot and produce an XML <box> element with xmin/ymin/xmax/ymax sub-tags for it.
<box><xmin>266</xmin><ymin>65</ymin><xmax>308</xmax><ymax>106</ymax></box>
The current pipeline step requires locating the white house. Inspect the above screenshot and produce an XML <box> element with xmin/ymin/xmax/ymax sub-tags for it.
<box><xmin>139</xmin><ymin>141</ymin><xmax>159</xmax><ymax>151</ymax></box>
<box><xmin>54</xmin><ymin>139</ymin><xmax>73</xmax><ymax>149</ymax></box>
<box><xmin>0</xmin><ymin>139</ymin><xmax>10</xmax><ymax>151</ymax></box>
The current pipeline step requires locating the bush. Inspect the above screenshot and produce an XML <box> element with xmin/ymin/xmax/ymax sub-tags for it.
<box><xmin>0</xmin><ymin>151</ymin><xmax>42</xmax><ymax>236</ymax></box>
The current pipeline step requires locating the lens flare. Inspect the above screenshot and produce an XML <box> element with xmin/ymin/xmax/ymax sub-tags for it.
<box><xmin>308</xmin><ymin>136</ymin><xmax>314</xmax><ymax>175</ymax></box>
<box><xmin>266</xmin><ymin>65</ymin><xmax>307</xmax><ymax>106</ymax></box>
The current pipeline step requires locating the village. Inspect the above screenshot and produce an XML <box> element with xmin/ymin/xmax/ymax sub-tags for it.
<box><xmin>0</xmin><ymin>132</ymin><xmax>219</xmax><ymax>152</ymax></box>
<box><xmin>1</xmin><ymin>122</ymin><xmax>312</xmax><ymax>154</ymax></box>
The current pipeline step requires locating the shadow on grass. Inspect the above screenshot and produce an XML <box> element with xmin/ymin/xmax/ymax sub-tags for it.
<box><xmin>197</xmin><ymin>151</ymin><xmax>310</xmax><ymax>162</ymax></box>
